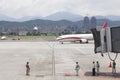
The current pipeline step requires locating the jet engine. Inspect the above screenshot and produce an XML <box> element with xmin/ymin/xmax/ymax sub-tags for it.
<box><xmin>80</xmin><ymin>39</ymin><xmax>88</xmax><ymax>43</ymax></box>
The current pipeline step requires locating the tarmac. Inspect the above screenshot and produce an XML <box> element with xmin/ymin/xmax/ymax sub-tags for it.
<box><xmin>0</xmin><ymin>40</ymin><xmax>120</xmax><ymax>80</ymax></box>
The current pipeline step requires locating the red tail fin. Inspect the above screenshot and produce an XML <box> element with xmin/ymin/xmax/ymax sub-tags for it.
<box><xmin>102</xmin><ymin>22</ymin><xmax>108</xmax><ymax>29</ymax></box>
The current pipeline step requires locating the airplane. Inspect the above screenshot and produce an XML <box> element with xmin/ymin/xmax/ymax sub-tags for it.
<box><xmin>1</xmin><ymin>36</ymin><xmax>7</xmax><ymax>40</ymax></box>
<box><xmin>56</xmin><ymin>33</ymin><xmax>93</xmax><ymax>44</ymax></box>
<box><xmin>56</xmin><ymin>22</ymin><xmax>108</xmax><ymax>44</ymax></box>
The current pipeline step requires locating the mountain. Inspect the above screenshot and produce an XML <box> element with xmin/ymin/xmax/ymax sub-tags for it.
<box><xmin>0</xmin><ymin>14</ymin><xmax>42</xmax><ymax>22</ymax></box>
<box><xmin>43</xmin><ymin>12</ymin><xmax>83</xmax><ymax>21</ymax></box>
<box><xmin>16</xmin><ymin>16</ymin><xmax>42</xmax><ymax>22</ymax></box>
<box><xmin>0</xmin><ymin>12</ymin><xmax>120</xmax><ymax>21</ymax></box>
<box><xmin>95</xmin><ymin>15</ymin><xmax>120</xmax><ymax>21</ymax></box>
<box><xmin>0</xmin><ymin>18</ymin><xmax>120</xmax><ymax>30</ymax></box>
<box><xmin>0</xmin><ymin>18</ymin><xmax>120</xmax><ymax>34</ymax></box>
<box><xmin>106</xmin><ymin>15</ymin><xmax>120</xmax><ymax>21</ymax></box>
<box><xmin>0</xmin><ymin>14</ymin><xmax>15</xmax><ymax>21</ymax></box>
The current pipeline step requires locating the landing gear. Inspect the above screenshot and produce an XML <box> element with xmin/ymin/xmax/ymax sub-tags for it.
<box><xmin>80</xmin><ymin>40</ymin><xmax>82</xmax><ymax>43</ymax></box>
<box><xmin>86</xmin><ymin>40</ymin><xmax>88</xmax><ymax>43</ymax></box>
<box><xmin>60</xmin><ymin>42</ymin><xmax>63</xmax><ymax>44</ymax></box>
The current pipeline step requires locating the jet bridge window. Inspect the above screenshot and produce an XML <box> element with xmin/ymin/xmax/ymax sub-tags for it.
<box><xmin>111</xmin><ymin>26</ymin><xmax>120</xmax><ymax>53</ymax></box>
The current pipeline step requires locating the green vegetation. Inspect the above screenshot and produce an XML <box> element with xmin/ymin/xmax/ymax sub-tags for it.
<box><xmin>10</xmin><ymin>35</ymin><xmax>56</xmax><ymax>39</ymax></box>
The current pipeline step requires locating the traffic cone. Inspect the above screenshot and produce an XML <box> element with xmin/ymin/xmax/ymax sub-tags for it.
<box><xmin>109</xmin><ymin>62</ymin><xmax>112</xmax><ymax>68</ymax></box>
<box><xmin>64</xmin><ymin>73</ymin><xmax>71</xmax><ymax>76</ymax></box>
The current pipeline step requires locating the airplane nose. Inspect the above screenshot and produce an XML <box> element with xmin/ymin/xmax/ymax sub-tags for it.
<box><xmin>56</xmin><ymin>37</ymin><xmax>61</xmax><ymax>40</ymax></box>
<box><xmin>56</xmin><ymin>37</ymin><xmax>59</xmax><ymax>40</ymax></box>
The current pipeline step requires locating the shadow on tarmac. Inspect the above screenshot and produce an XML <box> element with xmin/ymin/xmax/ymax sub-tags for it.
<box><xmin>84</xmin><ymin>71</ymin><xmax>120</xmax><ymax>78</ymax></box>
<box><xmin>58</xmin><ymin>42</ymin><xmax>93</xmax><ymax>45</ymax></box>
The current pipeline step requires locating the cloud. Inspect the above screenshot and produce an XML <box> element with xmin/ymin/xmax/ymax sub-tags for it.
<box><xmin>0</xmin><ymin>0</ymin><xmax>120</xmax><ymax>18</ymax></box>
<box><xmin>76</xmin><ymin>0</ymin><xmax>120</xmax><ymax>16</ymax></box>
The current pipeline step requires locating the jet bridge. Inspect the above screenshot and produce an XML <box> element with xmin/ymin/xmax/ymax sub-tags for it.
<box><xmin>91</xmin><ymin>26</ymin><xmax>120</xmax><ymax>61</ymax></box>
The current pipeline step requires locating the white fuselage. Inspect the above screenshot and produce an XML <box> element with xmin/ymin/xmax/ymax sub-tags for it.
<box><xmin>56</xmin><ymin>34</ymin><xmax>93</xmax><ymax>43</ymax></box>
<box><xmin>1</xmin><ymin>36</ymin><xmax>7</xmax><ymax>40</ymax></box>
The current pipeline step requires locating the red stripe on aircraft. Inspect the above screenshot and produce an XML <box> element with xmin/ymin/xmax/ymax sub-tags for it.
<box><xmin>57</xmin><ymin>37</ymin><xmax>81</xmax><ymax>40</ymax></box>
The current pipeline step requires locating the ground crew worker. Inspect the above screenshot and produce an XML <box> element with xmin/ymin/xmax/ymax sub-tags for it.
<box><xmin>75</xmin><ymin>62</ymin><xmax>80</xmax><ymax>76</ymax></box>
<box><xmin>112</xmin><ymin>60</ymin><xmax>116</xmax><ymax>74</ymax></box>
<box><xmin>26</xmin><ymin>62</ymin><xmax>30</xmax><ymax>76</ymax></box>
<box><xmin>96</xmin><ymin>61</ymin><xmax>100</xmax><ymax>75</ymax></box>
<box><xmin>92</xmin><ymin>61</ymin><xmax>96</xmax><ymax>76</ymax></box>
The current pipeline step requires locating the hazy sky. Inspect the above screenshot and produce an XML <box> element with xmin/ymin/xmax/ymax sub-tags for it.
<box><xmin>0</xmin><ymin>0</ymin><xmax>120</xmax><ymax>18</ymax></box>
